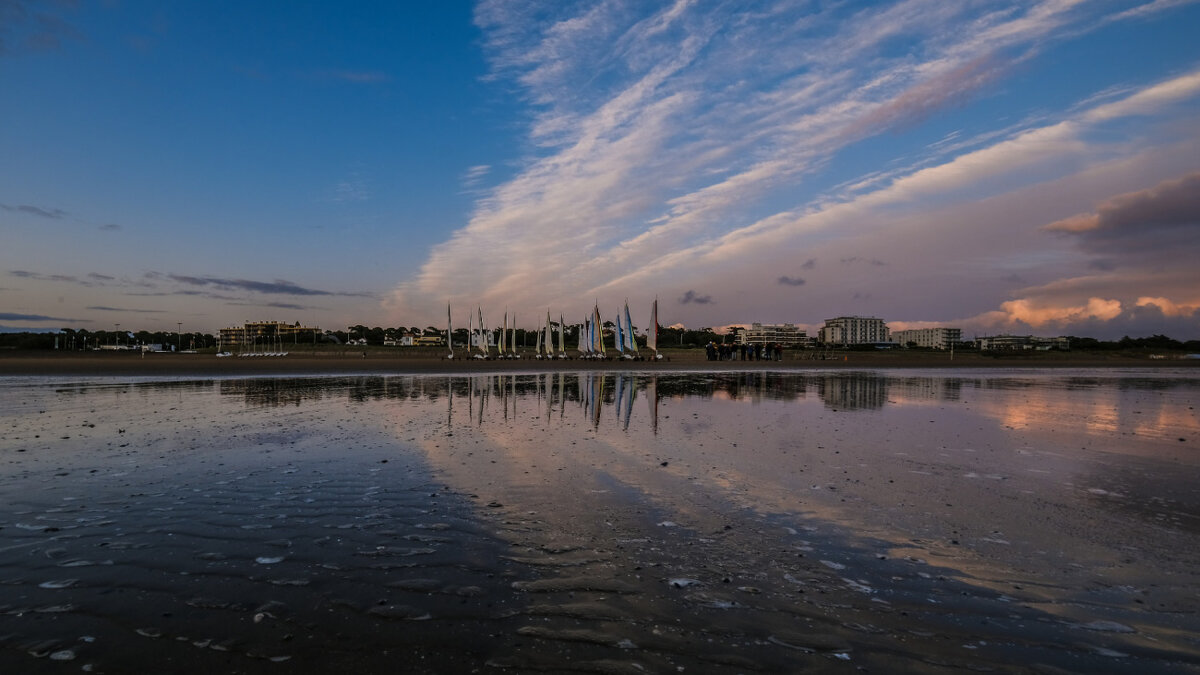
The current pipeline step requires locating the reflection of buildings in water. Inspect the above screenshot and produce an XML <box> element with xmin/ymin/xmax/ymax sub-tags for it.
<box><xmin>816</xmin><ymin>373</ymin><xmax>889</xmax><ymax>410</ymax></box>
<box><xmin>887</xmin><ymin>376</ymin><xmax>963</xmax><ymax>403</ymax></box>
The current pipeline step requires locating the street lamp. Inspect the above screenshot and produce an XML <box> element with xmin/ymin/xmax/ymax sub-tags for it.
<box><xmin>114</xmin><ymin>323</ymin><xmax>120</xmax><ymax>347</ymax></box>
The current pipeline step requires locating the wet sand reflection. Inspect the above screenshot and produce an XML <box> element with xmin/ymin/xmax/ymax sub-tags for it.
<box><xmin>1</xmin><ymin>370</ymin><xmax>1197</xmax><ymax>672</ymax></box>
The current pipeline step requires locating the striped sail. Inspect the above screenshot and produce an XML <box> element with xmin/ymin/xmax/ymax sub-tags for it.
<box><xmin>624</xmin><ymin>301</ymin><xmax>638</xmax><ymax>354</ymax></box>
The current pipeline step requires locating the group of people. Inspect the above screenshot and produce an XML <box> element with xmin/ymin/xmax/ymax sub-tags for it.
<box><xmin>705</xmin><ymin>341</ymin><xmax>785</xmax><ymax>361</ymax></box>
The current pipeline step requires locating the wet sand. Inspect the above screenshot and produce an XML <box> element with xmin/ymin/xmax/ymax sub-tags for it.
<box><xmin>1</xmin><ymin>372</ymin><xmax>1198</xmax><ymax>672</ymax></box>
<box><xmin>1</xmin><ymin>348</ymin><xmax>1193</xmax><ymax>377</ymax></box>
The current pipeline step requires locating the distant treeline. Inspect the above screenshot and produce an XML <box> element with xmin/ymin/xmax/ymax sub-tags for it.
<box><xmin>1070</xmin><ymin>334</ymin><xmax>1200</xmax><ymax>352</ymax></box>
<box><xmin>0</xmin><ymin>329</ymin><xmax>216</xmax><ymax>351</ymax></box>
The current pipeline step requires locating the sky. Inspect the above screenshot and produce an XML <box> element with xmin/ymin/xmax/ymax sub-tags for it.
<box><xmin>3</xmin><ymin>0</ymin><xmax>1200</xmax><ymax>341</ymax></box>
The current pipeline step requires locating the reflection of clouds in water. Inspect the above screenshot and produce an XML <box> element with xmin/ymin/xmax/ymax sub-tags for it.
<box><xmin>4</xmin><ymin>371</ymin><xmax>1199</xmax><ymax>671</ymax></box>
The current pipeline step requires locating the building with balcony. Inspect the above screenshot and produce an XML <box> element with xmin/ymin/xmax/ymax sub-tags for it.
<box><xmin>736</xmin><ymin>322</ymin><xmax>811</xmax><ymax>347</ymax></box>
<box><xmin>892</xmin><ymin>327</ymin><xmax>962</xmax><ymax>350</ymax></box>
<box><xmin>218</xmin><ymin>321</ymin><xmax>320</xmax><ymax>350</ymax></box>
<box><xmin>976</xmin><ymin>335</ymin><xmax>1070</xmax><ymax>351</ymax></box>
<box><xmin>818</xmin><ymin>316</ymin><xmax>890</xmax><ymax>346</ymax></box>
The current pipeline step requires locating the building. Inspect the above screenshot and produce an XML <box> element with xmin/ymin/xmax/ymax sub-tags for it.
<box><xmin>976</xmin><ymin>335</ymin><xmax>1070</xmax><ymax>351</ymax></box>
<box><xmin>892</xmin><ymin>327</ymin><xmax>962</xmax><ymax>350</ymax></box>
<box><xmin>818</xmin><ymin>316</ymin><xmax>890</xmax><ymax>346</ymax></box>
<box><xmin>736</xmin><ymin>322</ymin><xmax>811</xmax><ymax>347</ymax></box>
<box><xmin>219</xmin><ymin>321</ymin><xmax>321</xmax><ymax>350</ymax></box>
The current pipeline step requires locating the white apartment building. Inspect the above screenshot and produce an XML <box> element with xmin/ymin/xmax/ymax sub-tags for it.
<box><xmin>892</xmin><ymin>327</ymin><xmax>962</xmax><ymax>350</ymax></box>
<box><xmin>818</xmin><ymin>316</ymin><xmax>890</xmax><ymax>345</ymax></box>
<box><xmin>737</xmin><ymin>322</ymin><xmax>810</xmax><ymax>347</ymax></box>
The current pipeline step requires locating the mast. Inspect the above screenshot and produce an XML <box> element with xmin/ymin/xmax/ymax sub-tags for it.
<box><xmin>614</xmin><ymin>307</ymin><xmax>625</xmax><ymax>355</ymax></box>
<box><xmin>500</xmin><ymin>311</ymin><xmax>508</xmax><ymax>357</ymax></box>
<box><xmin>558</xmin><ymin>313</ymin><xmax>567</xmax><ymax>357</ymax></box>
<box><xmin>447</xmin><ymin>304</ymin><xmax>453</xmax><ymax>358</ymax></box>
<box><xmin>648</xmin><ymin>298</ymin><xmax>659</xmax><ymax>358</ymax></box>
<box><xmin>625</xmin><ymin>301</ymin><xmax>638</xmax><ymax>355</ymax></box>
<box><xmin>593</xmin><ymin>304</ymin><xmax>605</xmax><ymax>356</ymax></box>
<box><xmin>477</xmin><ymin>307</ymin><xmax>487</xmax><ymax>355</ymax></box>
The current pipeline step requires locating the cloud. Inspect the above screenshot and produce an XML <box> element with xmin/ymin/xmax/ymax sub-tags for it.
<box><xmin>332</xmin><ymin>176</ymin><xmax>369</xmax><ymax>202</ymax></box>
<box><xmin>87</xmin><ymin>306</ymin><xmax>166</xmax><ymax>314</ymax></box>
<box><xmin>0</xmin><ymin>312</ymin><xmax>76</xmax><ymax>322</ymax></box>
<box><xmin>679</xmin><ymin>290</ymin><xmax>713</xmax><ymax>305</ymax></box>
<box><xmin>388</xmin><ymin>3</ymin><xmax>1200</xmax><ymax>339</ymax></box>
<box><xmin>1</xmin><ymin>203</ymin><xmax>67</xmax><ymax>219</ymax></box>
<box><xmin>777</xmin><ymin>276</ymin><xmax>806</xmax><ymax>287</ymax></box>
<box><xmin>0</xmin><ymin>1</ymin><xmax>82</xmax><ymax>55</ymax></box>
<box><xmin>1043</xmin><ymin>171</ymin><xmax>1200</xmax><ymax>257</ymax></box>
<box><xmin>462</xmin><ymin>165</ymin><xmax>492</xmax><ymax>188</ymax></box>
<box><xmin>99</xmin><ymin>223</ymin><xmax>121</xmax><ymax>231</ymax></box>
<box><xmin>165</xmin><ymin>274</ymin><xmax>373</xmax><ymax>298</ymax></box>
<box><xmin>229</xmin><ymin>301</ymin><xmax>310</xmax><ymax>310</ymax></box>
<box><xmin>9</xmin><ymin>270</ymin><xmax>99</xmax><ymax>286</ymax></box>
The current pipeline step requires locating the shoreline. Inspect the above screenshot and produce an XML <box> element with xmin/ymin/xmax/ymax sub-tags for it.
<box><xmin>2</xmin><ymin>349</ymin><xmax>1197</xmax><ymax>377</ymax></box>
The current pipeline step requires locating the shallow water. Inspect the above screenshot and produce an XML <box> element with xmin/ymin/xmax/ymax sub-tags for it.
<box><xmin>1</xmin><ymin>369</ymin><xmax>1198</xmax><ymax>673</ymax></box>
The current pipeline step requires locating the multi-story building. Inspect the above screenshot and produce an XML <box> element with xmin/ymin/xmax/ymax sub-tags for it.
<box><xmin>976</xmin><ymin>335</ymin><xmax>1070</xmax><ymax>351</ymax></box>
<box><xmin>818</xmin><ymin>316</ymin><xmax>890</xmax><ymax>346</ymax></box>
<box><xmin>892</xmin><ymin>327</ymin><xmax>962</xmax><ymax>350</ymax></box>
<box><xmin>737</xmin><ymin>322</ymin><xmax>811</xmax><ymax>347</ymax></box>
<box><xmin>218</xmin><ymin>321</ymin><xmax>321</xmax><ymax>349</ymax></box>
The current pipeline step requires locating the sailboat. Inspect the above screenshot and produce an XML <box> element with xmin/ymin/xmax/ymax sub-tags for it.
<box><xmin>648</xmin><ymin>298</ymin><xmax>662</xmax><ymax>360</ymax></box>
<box><xmin>558</xmin><ymin>313</ymin><xmax>567</xmax><ymax>359</ymax></box>
<box><xmin>592</xmin><ymin>304</ymin><xmax>605</xmax><ymax>359</ymax></box>
<box><xmin>544</xmin><ymin>311</ymin><xmax>554</xmax><ymax>359</ymax></box>
<box><xmin>511</xmin><ymin>312</ymin><xmax>518</xmax><ymax>358</ymax></box>
<box><xmin>474</xmin><ymin>307</ymin><xmax>488</xmax><ymax>359</ymax></box>
<box><xmin>499</xmin><ymin>311</ymin><xmax>508</xmax><ymax>359</ymax></box>
<box><xmin>468</xmin><ymin>310</ymin><xmax>475</xmax><ymax>359</ymax></box>
<box><xmin>614</xmin><ymin>307</ymin><xmax>625</xmax><ymax>358</ymax></box>
<box><xmin>446</xmin><ymin>304</ymin><xmax>454</xmax><ymax>359</ymax></box>
<box><xmin>624</xmin><ymin>300</ymin><xmax>639</xmax><ymax>358</ymax></box>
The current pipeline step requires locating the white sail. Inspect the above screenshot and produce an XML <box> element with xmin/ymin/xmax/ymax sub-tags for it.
<box><xmin>544</xmin><ymin>311</ymin><xmax>553</xmax><ymax>357</ymax></box>
<box><xmin>500</xmin><ymin>311</ymin><xmax>508</xmax><ymax>356</ymax></box>
<box><xmin>558</xmin><ymin>313</ymin><xmax>567</xmax><ymax>356</ymax></box>
<box><xmin>447</xmin><ymin>304</ymin><xmax>453</xmax><ymax>357</ymax></box>
<box><xmin>477</xmin><ymin>307</ymin><xmax>487</xmax><ymax>354</ymax></box>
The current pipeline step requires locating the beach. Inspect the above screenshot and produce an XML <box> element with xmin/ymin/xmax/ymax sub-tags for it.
<box><xmin>1</xmin><ymin>368</ymin><xmax>1198</xmax><ymax>672</ymax></box>
<box><xmin>1</xmin><ymin>348</ymin><xmax>1194</xmax><ymax>377</ymax></box>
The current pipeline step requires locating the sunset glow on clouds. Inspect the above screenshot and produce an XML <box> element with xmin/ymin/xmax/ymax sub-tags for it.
<box><xmin>3</xmin><ymin>1</ymin><xmax>1199</xmax><ymax>338</ymax></box>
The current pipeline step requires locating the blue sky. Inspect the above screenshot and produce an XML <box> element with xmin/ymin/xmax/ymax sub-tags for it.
<box><xmin>3</xmin><ymin>0</ymin><xmax>1200</xmax><ymax>340</ymax></box>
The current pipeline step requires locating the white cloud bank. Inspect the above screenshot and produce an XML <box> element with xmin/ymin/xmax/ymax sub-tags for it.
<box><xmin>385</xmin><ymin>0</ymin><xmax>1200</xmax><ymax>339</ymax></box>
